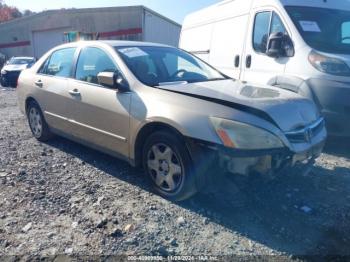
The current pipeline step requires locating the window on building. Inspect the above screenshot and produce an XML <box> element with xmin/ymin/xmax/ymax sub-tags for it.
<box><xmin>39</xmin><ymin>48</ymin><xmax>76</xmax><ymax>77</ymax></box>
<box><xmin>75</xmin><ymin>47</ymin><xmax>117</xmax><ymax>84</ymax></box>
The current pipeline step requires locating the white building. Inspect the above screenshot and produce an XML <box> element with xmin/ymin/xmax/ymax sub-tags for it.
<box><xmin>0</xmin><ymin>6</ymin><xmax>181</xmax><ymax>58</ymax></box>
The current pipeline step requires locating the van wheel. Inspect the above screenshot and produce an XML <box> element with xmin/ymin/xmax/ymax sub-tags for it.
<box><xmin>143</xmin><ymin>131</ymin><xmax>198</xmax><ymax>202</ymax></box>
<box><xmin>27</xmin><ymin>101</ymin><xmax>53</xmax><ymax>142</ymax></box>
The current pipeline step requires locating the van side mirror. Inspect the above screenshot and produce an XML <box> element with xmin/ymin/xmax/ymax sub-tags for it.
<box><xmin>266</xmin><ymin>32</ymin><xmax>294</xmax><ymax>58</ymax></box>
<box><xmin>97</xmin><ymin>71</ymin><xmax>129</xmax><ymax>92</ymax></box>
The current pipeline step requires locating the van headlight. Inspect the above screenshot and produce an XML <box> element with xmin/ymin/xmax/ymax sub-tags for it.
<box><xmin>210</xmin><ymin>117</ymin><xmax>284</xmax><ymax>150</ymax></box>
<box><xmin>308</xmin><ymin>50</ymin><xmax>350</xmax><ymax>76</ymax></box>
<box><xmin>1</xmin><ymin>69</ymin><xmax>7</xmax><ymax>75</ymax></box>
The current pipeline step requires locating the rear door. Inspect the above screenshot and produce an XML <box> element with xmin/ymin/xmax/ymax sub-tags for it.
<box><xmin>68</xmin><ymin>46</ymin><xmax>131</xmax><ymax>158</ymax></box>
<box><xmin>241</xmin><ymin>10</ymin><xmax>289</xmax><ymax>84</ymax></box>
<box><xmin>33</xmin><ymin>47</ymin><xmax>78</xmax><ymax>134</ymax></box>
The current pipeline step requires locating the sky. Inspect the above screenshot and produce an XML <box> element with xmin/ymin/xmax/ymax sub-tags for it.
<box><xmin>5</xmin><ymin>0</ymin><xmax>221</xmax><ymax>24</ymax></box>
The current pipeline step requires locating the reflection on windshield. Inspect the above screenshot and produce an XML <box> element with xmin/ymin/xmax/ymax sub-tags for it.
<box><xmin>286</xmin><ymin>6</ymin><xmax>350</xmax><ymax>54</ymax></box>
<box><xmin>115</xmin><ymin>46</ymin><xmax>227</xmax><ymax>87</ymax></box>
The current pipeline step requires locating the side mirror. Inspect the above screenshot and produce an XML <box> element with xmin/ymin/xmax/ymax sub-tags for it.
<box><xmin>266</xmin><ymin>32</ymin><xmax>294</xmax><ymax>58</ymax></box>
<box><xmin>97</xmin><ymin>71</ymin><xmax>129</xmax><ymax>92</ymax></box>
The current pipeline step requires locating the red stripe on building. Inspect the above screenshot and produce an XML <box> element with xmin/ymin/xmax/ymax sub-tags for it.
<box><xmin>99</xmin><ymin>28</ymin><xmax>142</xmax><ymax>38</ymax></box>
<box><xmin>0</xmin><ymin>41</ymin><xmax>31</xmax><ymax>49</ymax></box>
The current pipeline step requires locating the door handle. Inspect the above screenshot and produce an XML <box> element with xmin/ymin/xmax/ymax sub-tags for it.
<box><xmin>35</xmin><ymin>80</ymin><xmax>43</xmax><ymax>88</ymax></box>
<box><xmin>234</xmin><ymin>55</ymin><xmax>240</xmax><ymax>68</ymax></box>
<box><xmin>69</xmin><ymin>89</ymin><xmax>80</xmax><ymax>96</ymax></box>
<box><xmin>246</xmin><ymin>55</ymin><xmax>252</xmax><ymax>68</ymax></box>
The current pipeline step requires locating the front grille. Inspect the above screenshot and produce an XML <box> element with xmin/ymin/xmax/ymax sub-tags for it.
<box><xmin>5</xmin><ymin>71</ymin><xmax>21</xmax><ymax>77</ymax></box>
<box><xmin>285</xmin><ymin>118</ymin><xmax>325</xmax><ymax>144</ymax></box>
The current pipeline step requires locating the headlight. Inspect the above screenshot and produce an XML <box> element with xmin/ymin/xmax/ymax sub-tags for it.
<box><xmin>210</xmin><ymin>117</ymin><xmax>284</xmax><ymax>150</ymax></box>
<box><xmin>308</xmin><ymin>50</ymin><xmax>350</xmax><ymax>76</ymax></box>
<box><xmin>1</xmin><ymin>70</ymin><xmax>7</xmax><ymax>75</ymax></box>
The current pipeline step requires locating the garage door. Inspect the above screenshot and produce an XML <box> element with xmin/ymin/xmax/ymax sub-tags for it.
<box><xmin>32</xmin><ymin>28</ymin><xmax>70</xmax><ymax>58</ymax></box>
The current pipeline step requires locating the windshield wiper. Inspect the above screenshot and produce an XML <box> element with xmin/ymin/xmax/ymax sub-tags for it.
<box><xmin>206</xmin><ymin>78</ymin><xmax>228</xmax><ymax>82</ymax></box>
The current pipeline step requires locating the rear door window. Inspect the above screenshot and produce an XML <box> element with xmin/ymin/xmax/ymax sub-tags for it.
<box><xmin>39</xmin><ymin>48</ymin><xmax>76</xmax><ymax>77</ymax></box>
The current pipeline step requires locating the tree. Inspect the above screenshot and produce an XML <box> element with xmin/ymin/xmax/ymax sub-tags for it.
<box><xmin>23</xmin><ymin>9</ymin><xmax>35</xmax><ymax>17</ymax></box>
<box><xmin>0</xmin><ymin>1</ymin><xmax>25</xmax><ymax>23</ymax></box>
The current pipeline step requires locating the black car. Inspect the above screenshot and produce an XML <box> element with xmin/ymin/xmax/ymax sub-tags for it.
<box><xmin>1</xmin><ymin>57</ymin><xmax>36</xmax><ymax>87</ymax></box>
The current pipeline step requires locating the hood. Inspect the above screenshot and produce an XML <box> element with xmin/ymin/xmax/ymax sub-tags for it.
<box><xmin>2</xmin><ymin>64</ymin><xmax>28</xmax><ymax>71</ymax></box>
<box><xmin>158</xmin><ymin>79</ymin><xmax>319</xmax><ymax>132</ymax></box>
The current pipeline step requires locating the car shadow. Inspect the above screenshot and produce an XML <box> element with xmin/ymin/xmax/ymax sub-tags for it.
<box><xmin>323</xmin><ymin>137</ymin><xmax>350</xmax><ymax>158</ymax></box>
<box><xmin>46</xmin><ymin>136</ymin><xmax>350</xmax><ymax>256</ymax></box>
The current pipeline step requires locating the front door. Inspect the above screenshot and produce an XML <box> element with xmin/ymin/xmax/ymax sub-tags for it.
<box><xmin>68</xmin><ymin>46</ymin><xmax>131</xmax><ymax>158</ymax></box>
<box><xmin>241</xmin><ymin>10</ymin><xmax>289</xmax><ymax>84</ymax></box>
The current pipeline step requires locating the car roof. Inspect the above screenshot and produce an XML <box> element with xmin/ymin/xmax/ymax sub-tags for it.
<box><xmin>11</xmin><ymin>57</ymin><xmax>35</xmax><ymax>60</ymax></box>
<box><xmin>53</xmin><ymin>40</ymin><xmax>173</xmax><ymax>50</ymax></box>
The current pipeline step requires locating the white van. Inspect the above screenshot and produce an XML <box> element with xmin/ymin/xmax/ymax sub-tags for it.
<box><xmin>180</xmin><ymin>0</ymin><xmax>350</xmax><ymax>137</ymax></box>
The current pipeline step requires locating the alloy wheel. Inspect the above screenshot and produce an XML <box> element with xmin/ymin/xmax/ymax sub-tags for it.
<box><xmin>28</xmin><ymin>107</ymin><xmax>43</xmax><ymax>138</ymax></box>
<box><xmin>147</xmin><ymin>143</ymin><xmax>183</xmax><ymax>192</ymax></box>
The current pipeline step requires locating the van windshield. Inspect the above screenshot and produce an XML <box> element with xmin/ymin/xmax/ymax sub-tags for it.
<box><xmin>286</xmin><ymin>6</ymin><xmax>350</xmax><ymax>54</ymax></box>
<box><xmin>115</xmin><ymin>46</ymin><xmax>227</xmax><ymax>87</ymax></box>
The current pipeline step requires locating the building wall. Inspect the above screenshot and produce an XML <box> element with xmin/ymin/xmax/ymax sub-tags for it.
<box><xmin>143</xmin><ymin>9</ymin><xmax>181</xmax><ymax>47</ymax></box>
<box><xmin>0</xmin><ymin>6</ymin><xmax>180</xmax><ymax>58</ymax></box>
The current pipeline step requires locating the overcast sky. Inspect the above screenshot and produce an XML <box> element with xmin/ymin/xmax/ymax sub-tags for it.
<box><xmin>5</xmin><ymin>0</ymin><xmax>221</xmax><ymax>24</ymax></box>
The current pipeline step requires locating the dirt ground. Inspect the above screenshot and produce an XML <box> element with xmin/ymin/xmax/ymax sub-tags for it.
<box><xmin>1</xmin><ymin>87</ymin><xmax>350</xmax><ymax>259</ymax></box>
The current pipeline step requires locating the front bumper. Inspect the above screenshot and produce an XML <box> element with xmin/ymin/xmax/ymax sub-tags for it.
<box><xmin>1</xmin><ymin>71</ymin><xmax>21</xmax><ymax>87</ymax></box>
<box><xmin>217</xmin><ymin>141</ymin><xmax>324</xmax><ymax>176</ymax></box>
<box><xmin>307</xmin><ymin>78</ymin><xmax>350</xmax><ymax>137</ymax></box>
<box><xmin>188</xmin><ymin>138</ymin><xmax>325</xmax><ymax>177</ymax></box>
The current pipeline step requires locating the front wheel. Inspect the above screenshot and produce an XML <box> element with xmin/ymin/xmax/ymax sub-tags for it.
<box><xmin>142</xmin><ymin>131</ymin><xmax>198</xmax><ymax>201</ymax></box>
<box><xmin>0</xmin><ymin>77</ymin><xmax>8</xmax><ymax>87</ymax></box>
<box><xmin>27</xmin><ymin>101</ymin><xmax>53</xmax><ymax>142</ymax></box>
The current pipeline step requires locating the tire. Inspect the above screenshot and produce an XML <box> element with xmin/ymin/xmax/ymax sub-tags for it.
<box><xmin>142</xmin><ymin>131</ymin><xmax>198</xmax><ymax>202</ymax></box>
<box><xmin>0</xmin><ymin>77</ymin><xmax>8</xmax><ymax>87</ymax></box>
<box><xmin>27</xmin><ymin>101</ymin><xmax>53</xmax><ymax>142</ymax></box>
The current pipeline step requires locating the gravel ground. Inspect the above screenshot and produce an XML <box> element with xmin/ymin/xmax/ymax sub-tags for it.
<box><xmin>1</xmin><ymin>87</ymin><xmax>350</xmax><ymax>259</ymax></box>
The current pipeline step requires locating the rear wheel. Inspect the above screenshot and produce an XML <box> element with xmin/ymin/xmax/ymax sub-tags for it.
<box><xmin>143</xmin><ymin>131</ymin><xmax>198</xmax><ymax>201</ymax></box>
<box><xmin>27</xmin><ymin>101</ymin><xmax>53</xmax><ymax>142</ymax></box>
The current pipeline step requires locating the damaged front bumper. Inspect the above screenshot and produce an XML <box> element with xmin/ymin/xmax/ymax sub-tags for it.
<box><xmin>217</xmin><ymin>141</ymin><xmax>324</xmax><ymax>176</ymax></box>
<box><xmin>188</xmin><ymin>138</ymin><xmax>325</xmax><ymax>177</ymax></box>
<box><xmin>187</xmin><ymin>117</ymin><xmax>327</xmax><ymax>177</ymax></box>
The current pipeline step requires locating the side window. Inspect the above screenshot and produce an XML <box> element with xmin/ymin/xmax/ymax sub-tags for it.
<box><xmin>253</xmin><ymin>12</ymin><xmax>271</xmax><ymax>53</ymax></box>
<box><xmin>39</xmin><ymin>48</ymin><xmax>76</xmax><ymax>77</ymax></box>
<box><xmin>270</xmin><ymin>13</ymin><xmax>287</xmax><ymax>35</ymax></box>
<box><xmin>253</xmin><ymin>12</ymin><xmax>287</xmax><ymax>53</ymax></box>
<box><xmin>341</xmin><ymin>21</ymin><xmax>350</xmax><ymax>44</ymax></box>
<box><xmin>75</xmin><ymin>47</ymin><xmax>117</xmax><ymax>84</ymax></box>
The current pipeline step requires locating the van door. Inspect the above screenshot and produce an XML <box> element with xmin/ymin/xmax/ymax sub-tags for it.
<box><xmin>242</xmin><ymin>10</ymin><xmax>289</xmax><ymax>84</ymax></box>
<box><xmin>180</xmin><ymin>24</ymin><xmax>213</xmax><ymax>62</ymax></box>
<box><xmin>209</xmin><ymin>15</ymin><xmax>250</xmax><ymax>79</ymax></box>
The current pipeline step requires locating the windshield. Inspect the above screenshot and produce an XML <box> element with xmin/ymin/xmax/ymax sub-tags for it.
<box><xmin>9</xmin><ymin>58</ymin><xmax>35</xmax><ymax>65</ymax></box>
<box><xmin>286</xmin><ymin>6</ymin><xmax>350</xmax><ymax>54</ymax></box>
<box><xmin>115</xmin><ymin>46</ymin><xmax>226</xmax><ymax>87</ymax></box>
